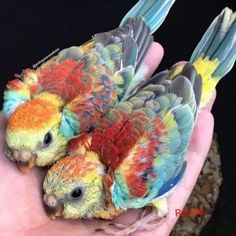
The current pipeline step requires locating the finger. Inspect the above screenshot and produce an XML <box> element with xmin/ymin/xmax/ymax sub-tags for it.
<box><xmin>172</xmin><ymin>60</ymin><xmax>187</xmax><ymax>67</ymax></box>
<box><xmin>142</xmin><ymin>42</ymin><xmax>164</xmax><ymax>79</ymax></box>
<box><xmin>203</xmin><ymin>90</ymin><xmax>216</xmax><ymax>112</ymax></box>
<box><xmin>159</xmin><ymin>111</ymin><xmax>214</xmax><ymax>232</ymax></box>
<box><xmin>188</xmin><ymin>110</ymin><xmax>214</xmax><ymax>157</ymax></box>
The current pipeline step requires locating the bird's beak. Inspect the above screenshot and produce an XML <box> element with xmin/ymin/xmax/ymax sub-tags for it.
<box><xmin>10</xmin><ymin>149</ymin><xmax>37</xmax><ymax>174</ymax></box>
<box><xmin>17</xmin><ymin>156</ymin><xmax>37</xmax><ymax>174</ymax></box>
<box><xmin>46</xmin><ymin>204</ymin><xmax>64</xmax><ymax>220</ymax></box>
<box><xmin>43</xmin><ymin>194</ymin><xmax>64</xmax><ymax>220</ymax></box>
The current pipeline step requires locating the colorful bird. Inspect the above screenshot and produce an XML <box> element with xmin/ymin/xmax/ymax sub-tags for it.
<box><xmin>43</xmin><ymin>8</ymin><xmax>235</xmax><ymax>236</ymax></box>
<box><xmin>2</xmin><ymin>0</ymin><xmax>176</xmax><ymax>173</ymax></box>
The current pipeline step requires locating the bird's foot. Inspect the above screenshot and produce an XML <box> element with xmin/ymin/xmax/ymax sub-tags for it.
<box><xmin>95</xmin><ymin>208</ymin><xmax>166</xmax><ymax>236</ymax></box>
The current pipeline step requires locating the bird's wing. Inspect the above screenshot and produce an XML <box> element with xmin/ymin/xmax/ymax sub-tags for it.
<box><xmin>90</xmin><ymin>64</ymin><xmax>202</xmax><ymax>209</ymax></box>
<box><xmin>56</xmin><ymin>17</ymin><xmax>153</xmax><ymax>101</ymax></box>
<box><xmin>57</xmin><ymin>17</ymin><xmax>154</xmax><ymax>137</ymax></box>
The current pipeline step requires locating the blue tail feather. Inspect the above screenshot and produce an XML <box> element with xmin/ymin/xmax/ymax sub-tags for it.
<box><xmin>120</xmin><ymin>0</ymin><xmax>176</xmax><ymax>34</ymax></box>
<box><xmin>190</xmin><ymin>7</ymin><xmax>236</xmax><ymax>79</ymax></box>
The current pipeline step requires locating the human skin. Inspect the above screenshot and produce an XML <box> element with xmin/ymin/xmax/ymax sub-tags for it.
<box><xmin>0</xmin><ymin>42</ymin><xmax>215</xmax><ymax>236</ymax></box>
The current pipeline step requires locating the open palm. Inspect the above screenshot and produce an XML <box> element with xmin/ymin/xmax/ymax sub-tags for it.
<box><xmin>0</xmin><ymin>43</ymin><xmax>215</xmax><ymax>236</ymax></box>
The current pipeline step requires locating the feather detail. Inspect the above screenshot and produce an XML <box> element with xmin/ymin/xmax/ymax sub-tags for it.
<box><xmin>3</xmin><ymin>69</ymin><xmax>38</xmax><ymax>117</ymax></box>
<box><xmin>120</xmin><ymin>0</ymin><xmax>176</xmax><ymax>34</ymax></box>
<box><xmin>93</xmin><ymin>65</ymin><xmax>200</xmax><ymax>209</ymax></box>
<box><xmin>37</xmin><ymin>59</ymin><xmax>90</xmax><ymax>101</ymax></box>
<box><xmin>60</xmin><ymin>73</ymin><xmax>118</xmax><ymax>136</ymax></box>
<box><xmin>67</xmin><ymin>133</ymin><xmax>92</xmax><ymax>155</ymax></box>
<box><xmin>93</xmin><ymin>17</ymin><xmax>153</xmax><ymax>99</ymax></box>
<box><xmin>190</xmin><ymin>7</ymin><xmax>236</xmax><ymax>107</ymax></box>
<box><xmin>90</xmin><ymin>109</ymin><xmax>148</xmax><ymax>174</ymax></box>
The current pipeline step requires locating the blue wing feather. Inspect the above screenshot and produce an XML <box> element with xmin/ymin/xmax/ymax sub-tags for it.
<box><xmin>156</xmin><ymin>162</ymin><xmax>187</xmax><ymax>198</ymax></box>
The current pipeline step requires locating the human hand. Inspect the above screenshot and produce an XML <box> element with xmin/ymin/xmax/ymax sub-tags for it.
<box><xmin>0</xmin><ymin>42</ymin><xmax>215</xmax><ymax>236</ymax></box>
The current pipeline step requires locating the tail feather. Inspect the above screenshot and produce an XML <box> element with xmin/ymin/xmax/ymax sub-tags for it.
<box><xmin>211</xmin><ymin>13</ymin><xmax>235</xmax><ymax>65</ymax></box>
<box><xmin>122</xmin><ymin>18</ymin><xmax>153</xmax><ymax>70</ymax></box>
<box><xmin>120</xmin><ymin>0</ymin><xmax>176</xmax><ymax>34</ymax></box>
<box><xmin>214</xmin><ymin>47</ymin><xmax>236</xmax><ymax>78</ymax></box>
<box><xmin>190</xmin><ymin>7</ymin><xmax>236</xmax><ymax>107</ymax></box>
<box><xmin>119</xmin><ymin>0</ymin><xmax>176</xmax><ymax>99</ymax></box>
<box><xmin>190</xmin><ymin>7</ymin><xmax>236</xmax><ymax>79</ymax></box>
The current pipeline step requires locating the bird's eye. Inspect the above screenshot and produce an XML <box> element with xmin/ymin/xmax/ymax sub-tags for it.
<box><xmin>43</xmin><ymin>132</ymin><xmax>53</xmax><ymax>147</ymax></box>
<box><xmin>70</xmin><ymin>187</ymin><xmax>83</xmax><ymax>200</ymax></box>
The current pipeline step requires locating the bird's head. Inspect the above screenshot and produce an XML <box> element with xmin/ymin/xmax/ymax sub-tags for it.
<box><xmin>43</xmin><ymin>152</ymin><xmax>105</xmax><ymax>219</ymax></box>
<box><xmin>5</xmin><ymin>93</ymin><xmax>68</xmax><ymax>173</ymax></box>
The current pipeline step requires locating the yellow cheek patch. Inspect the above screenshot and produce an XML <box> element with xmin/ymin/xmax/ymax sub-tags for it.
<box><xmin>8</xmin><ymin>99</ymin><xmax>61</xmax><ymax>131</ymax></box>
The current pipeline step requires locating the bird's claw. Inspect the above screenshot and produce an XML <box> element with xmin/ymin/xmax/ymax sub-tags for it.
<box><xmin>94</xmin><ymin>209</ymin><xmax>167</xmax><ymax>236</ymax></box>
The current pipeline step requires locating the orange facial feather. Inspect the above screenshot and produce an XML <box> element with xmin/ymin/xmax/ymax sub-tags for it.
<box><xmin>8</xmin><ymin>99</ymin><xmax>60</xmax><ymax>131</ymax></box>
<box><xmin>50</xmin><ymin>155</ymin><xmax>100</xmax><ymax>181</ymax></box>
